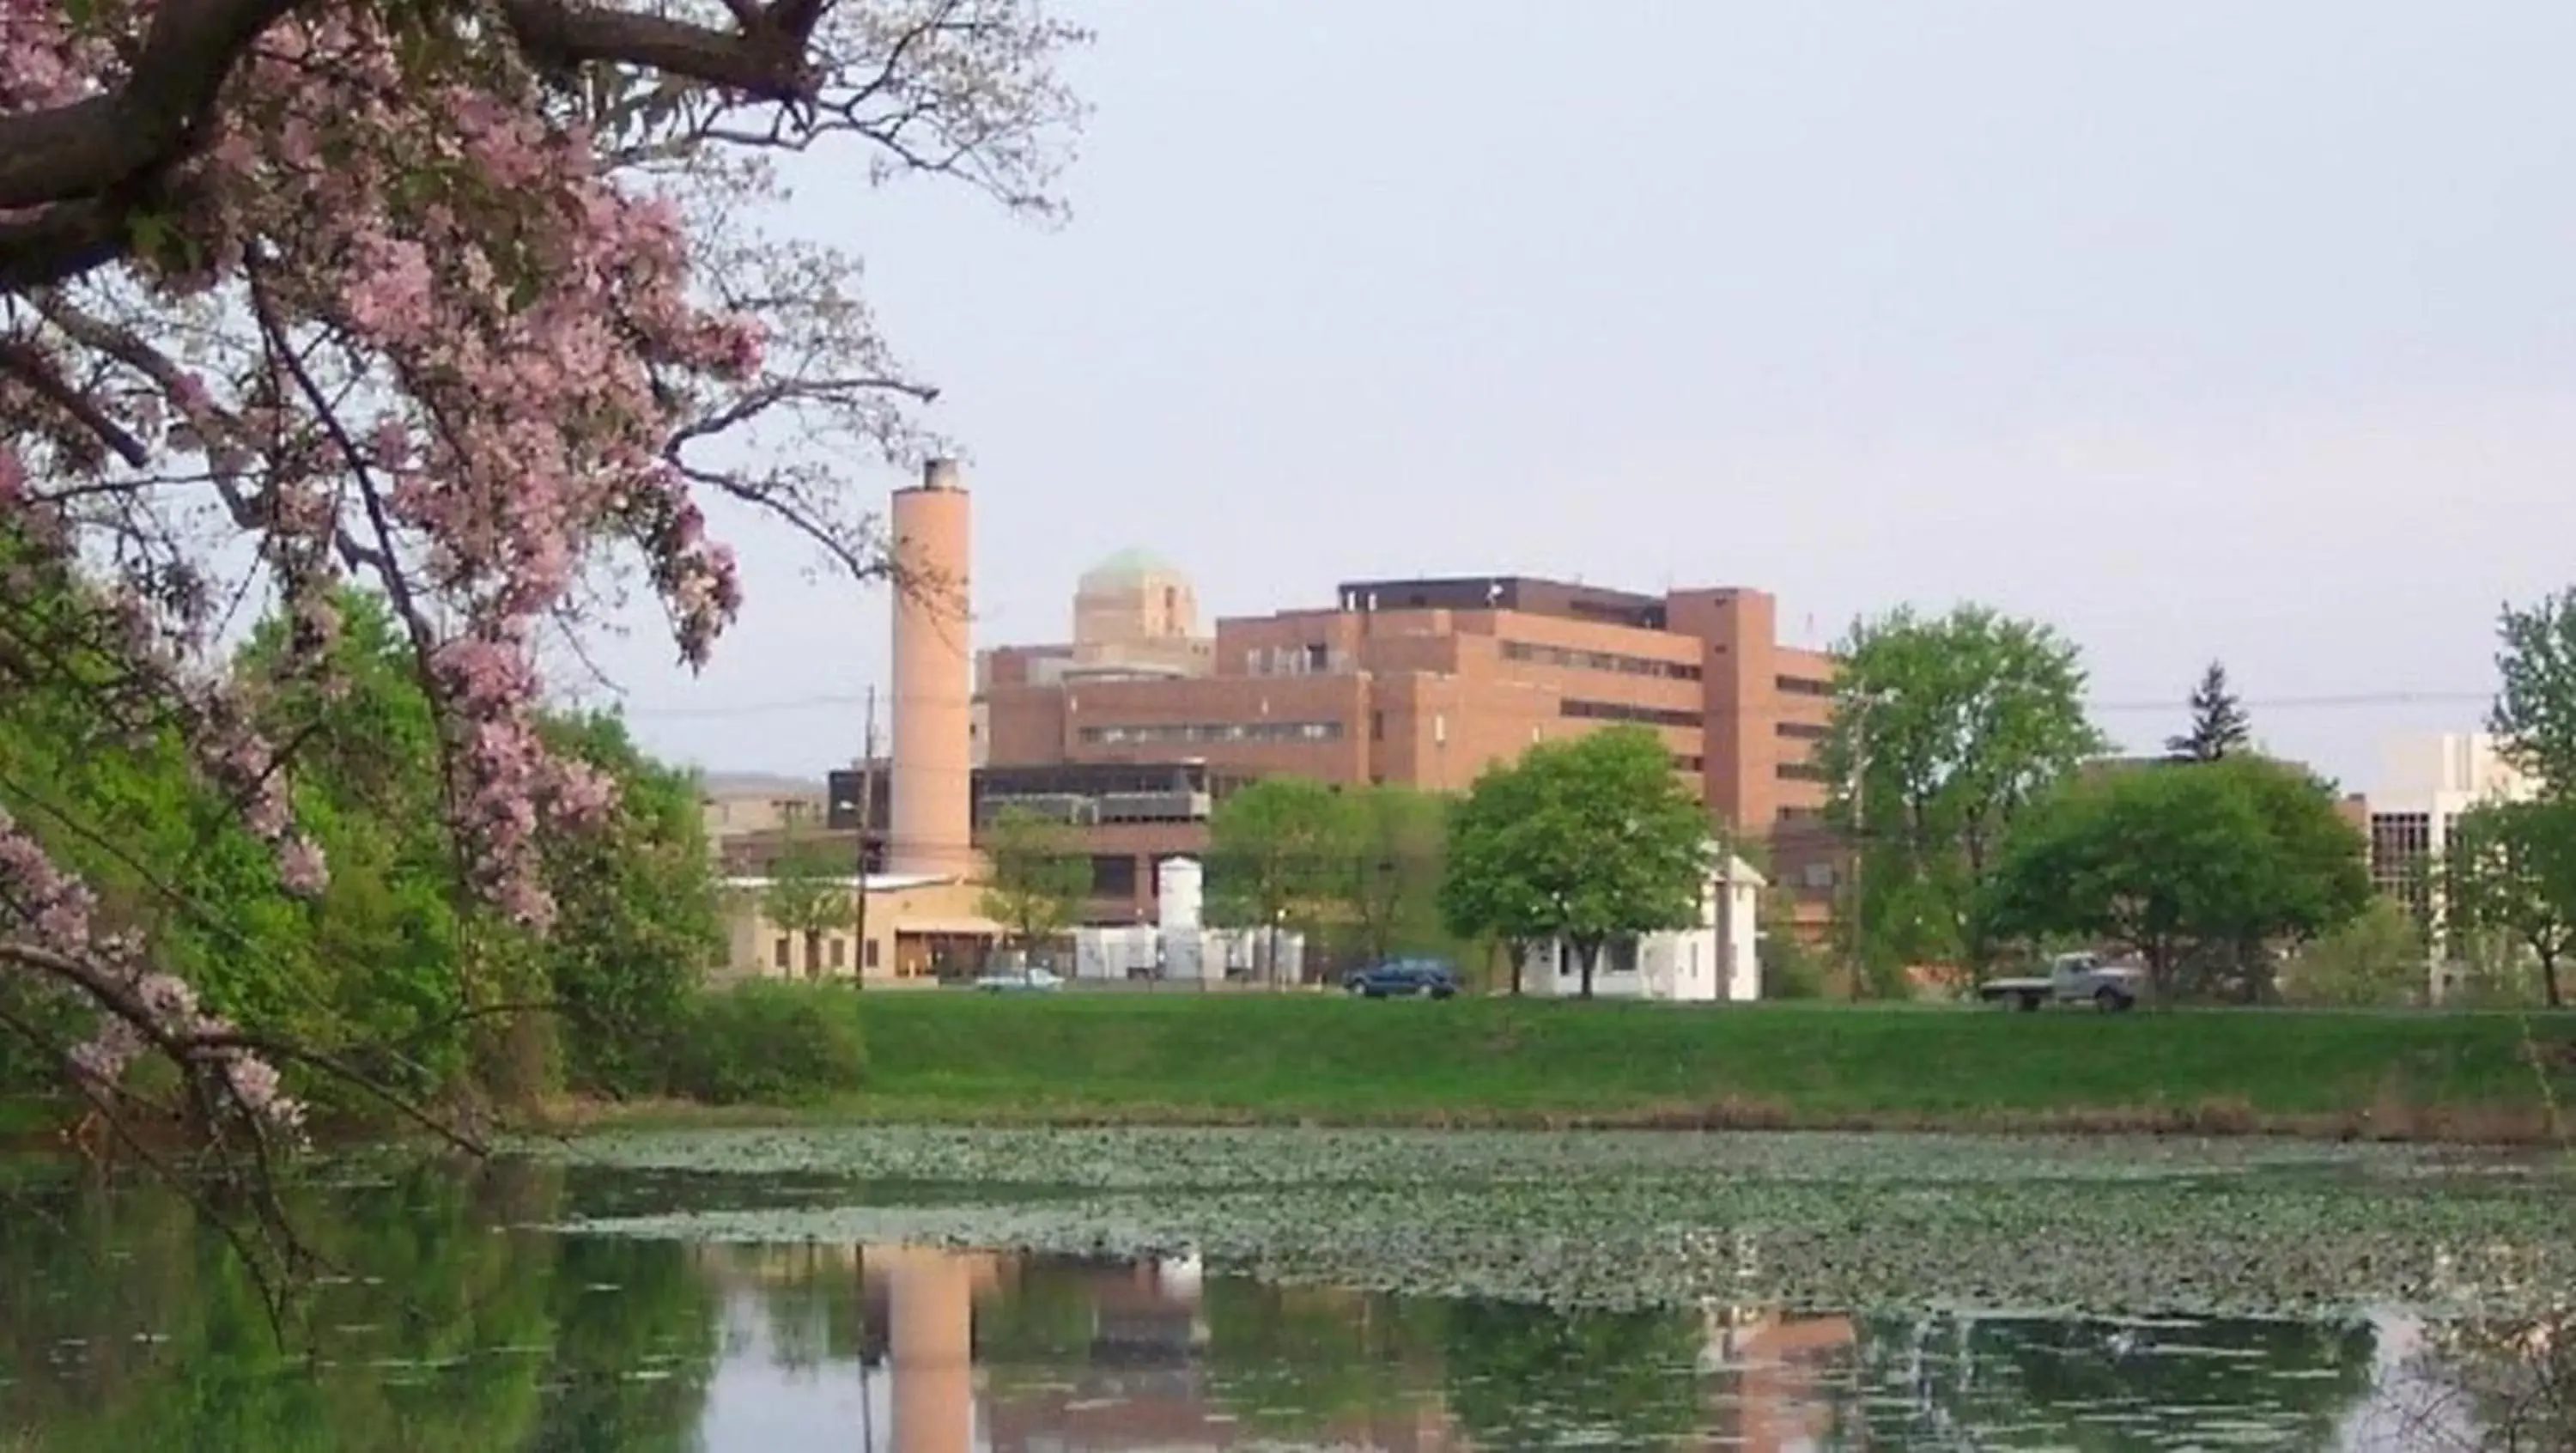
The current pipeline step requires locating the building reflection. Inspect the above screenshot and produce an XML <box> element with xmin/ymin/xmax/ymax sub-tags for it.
<box><xmin>695</xmin><ymin>1243</ymin><xmax>1859</xmax><ymax>1451</ymax></box>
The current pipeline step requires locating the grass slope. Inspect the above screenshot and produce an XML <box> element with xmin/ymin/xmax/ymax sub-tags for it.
<box><xmin>811</xmin><ymin>994</ymin><xmax>2576</xmax><ymax>1142</ymax></box>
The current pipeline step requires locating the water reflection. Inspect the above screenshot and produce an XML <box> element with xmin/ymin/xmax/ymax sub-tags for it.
<box><xmin>0</xmin><ymin>1162</ymin><xmax>2550</xmax><ymax>1450</ymax></box>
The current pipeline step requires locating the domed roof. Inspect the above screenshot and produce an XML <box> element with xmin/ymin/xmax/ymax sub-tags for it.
<box><xmin>1078</xmin><ymin>547</ymin><xmax>1184</xmax><ymax>587</ymax></box>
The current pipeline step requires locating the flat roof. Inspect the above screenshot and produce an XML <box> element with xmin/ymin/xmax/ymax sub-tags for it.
<box><xmin>720</xmin><ymin>872</ymin><xmax>955</xmax><ymax>892</ymax></box>
<box><xmin>1334</xmin><ymin>575</ymin><xmax>1670</xmax><ymax>629</ymax></box>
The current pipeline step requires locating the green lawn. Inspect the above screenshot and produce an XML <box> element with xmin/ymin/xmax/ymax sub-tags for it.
<box><xmin>811</xmin><ymin>991</ymin><xmax>2576</xmax><ymax>1141</ymax></box>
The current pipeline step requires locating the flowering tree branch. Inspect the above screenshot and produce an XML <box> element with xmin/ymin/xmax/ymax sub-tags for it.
<box><xmin>0</xmin><ymin>0</ymin><xmax>1084</xmax><ymax>1171</ymax></box>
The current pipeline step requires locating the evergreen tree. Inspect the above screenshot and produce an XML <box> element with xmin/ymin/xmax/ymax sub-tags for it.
<box><xmin>2166</xmin><ymin>660</ymin><xmax>2252</xmax><ymax>762</ymax></box>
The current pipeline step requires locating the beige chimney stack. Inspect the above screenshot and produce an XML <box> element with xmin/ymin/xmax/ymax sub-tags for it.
<box><xmin>888</xmin><ymin>460</ymin><xmax>974</xmax><ymax>878</ymax></box>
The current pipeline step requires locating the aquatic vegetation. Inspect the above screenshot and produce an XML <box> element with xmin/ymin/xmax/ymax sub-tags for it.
<box><xmin>547</xmin><ymin>1128</ymin><xmax>2576</xmax><ymax>1322</ymax></box>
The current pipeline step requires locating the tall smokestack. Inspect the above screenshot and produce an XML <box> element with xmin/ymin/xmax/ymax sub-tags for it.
<box><xmin>889</xmin><ymin>459</ymin><xmax>974</xmax><ymax>878</ymax></box>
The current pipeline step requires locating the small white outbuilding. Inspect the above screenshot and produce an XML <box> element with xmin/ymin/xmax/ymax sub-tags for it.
<box><xmin>1516</xmin><ymin>854</ymin><xmax>1766</xmax><ymax>1003</ymax></box>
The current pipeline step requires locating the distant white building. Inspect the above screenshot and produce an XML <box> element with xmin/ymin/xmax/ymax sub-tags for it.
<box><xmin>2366</xmin><ymin>732</ymin><xmax>2537</xmax><ymax>1000</ymax></box>
<box><xmin>1516</xmin><ymin>855</ymin><xmax>1765</xmax><ymax>1003</ymax></box>
<box><xmin>1071</xmin><ymin>856</ymin><xmax>1307</xmax><ymax>985</ymax></box>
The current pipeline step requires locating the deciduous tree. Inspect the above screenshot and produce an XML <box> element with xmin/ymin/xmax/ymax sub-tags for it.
<box><xmin>1205</xmin><ymin>777</ymin><xmax>1352</xmax><ymax>985</ymax></box>
<box><xmin>975</xmin><ymin>806</ymin><xmax>1091</xmax><ymax>957</ymax></box>
<box><xmin>1438</xmin><ymin>727</ymin><xmax>1710</xmax><ymax>999</ymax></box>
<box><xmin>0</xmin><ymin>0</ymin><xmax>1082</xmax><ymax>1142</ymax></box>
<box><xmin>2281</xmin><ymin>897</ymin><xmax>2425</xmax><ymax>1008</ymax></box>
<box><xmin>760</xmin><ymin>830</ymin><xmax>855</xmax><ymax>981</ymax></box>
<box><xmin>1819</xmin><ymin>605</ymin><xmax>2106</xmax><ymax>976</ymax></box>
<box><xmin>1336</xmin><ymin>784</ymin><xmax>1449</xmax><ymax>968</ymax></box>
<box><xmin>2492</xmin><ymin>589</ymin><xmax>2576</xmax><ymax>795</ymax></box>
<box><xmin>1982</xmin><ymin>757</ymin><xmax>2370</xmax><ymax>1000</ymax></box>
<box><xmin>2441</xmin><ymin>799</ymin><xmax>2576</xmax><ymax>1010</ymax></box>
<box><xmin>2166</xmin><ymin>660</ymin><xmax>2252</xmax><ymax>763</ymax></box>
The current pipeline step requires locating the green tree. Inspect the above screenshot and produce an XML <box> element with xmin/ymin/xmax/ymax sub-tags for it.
<box><xmin>1820</xmin><ymin>605</ymin><xmax>2107</xmax><ymax>978</ymax></box>
<box><xmin>761</xmin><ymin>830</ymin><xmax>857</xmax><ymax>981</ymax></box>
<box><xmin>535</xmin><ymin>713</ymin><xmax>725</xmax><ymax>1096</ymax></box>
<box><xmin>1983</xmin><ymin>757</ymin><xmax>2370</xmax><ymax>1000</ymax></box>
<box><xmin>2441</xmin><ymin>798</ymin><xmax>2576</xmax><ymax>1010</ymax></box>
<box><xmin>1206</xmin><ymin>777</ymin><xmax>1355</xmax><ymax>984</ymax></box>
<box><xmin>2281</xmin><ymin>897</ymin><xmax>2426</xmax><ymax>1008</ymax></box>
<box><xmin>976</xmin><ymin>806</ymin><xmax>1093</xmax><ymax>955</ymax></box>
<box><xmin>2166</xmin><ymin>659</ymin><xmax>2253</xmax><ymax>762</ymax></box>
<box><xmin>2492</xmin><ymin>588</ymin><xmax>2576</xmax><ymax>794</ymax></box>
<box><xmin>1336</xmin><ymin>784</ymin><xmax>1449</xmax><ymax>966</ymax></box>
<box><xmin>1437</xmin><ymin>726</ymin><xmax>1710</xmax><ymax>999</ymax></box>
<box><xmin>1440</xmin><ymin>763</ymin><xmax>1551</xmax><ymax>995</ymax></box>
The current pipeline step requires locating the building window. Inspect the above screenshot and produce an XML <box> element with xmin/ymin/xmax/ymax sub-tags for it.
<box><xmin>1078</xmin><ymin>720</ymin><xmax>1346</xmax><ymax>746</ymax></box>
<box><xmin>1777</xmin><ymin>720</ymin><xmax>1830</xmax><ymax>740</ymax></box>
<box><xmin>1500</xmin><ymin>639</ymin><xmax>1703</xmax><ymax>681</ymax></box>
<box><xmin>1673</xmin><ymin>754</ymin><xmax>1704</xmax><ymax>772</ymax></box>
<box><xmin>1777</xmin><ymin>762</ymin><xmax>1831</xmax><ymax>782</ymax></box>
<box><xmin>1370</xmin><ymin>709</ymin><xmax>1385</xmax><ymax>741</ymax></box>
<box><xmin>1777</xmin><ymin>674</ymin><xmax>1835</xmax><ymax>698</ymax></box>
<box><xmin>1092</xmin><ymin>854</ymin><xmax>1140</xmax><ymax>899</ymax></box>
<box><xmin>829</xmin><ymin>939</ymin><xmax>847</xmax><ymax>970</ymax></box>
<box><xmin>772</xmin><ymin>936</ymin><xmax>791</xmax><ymax>970</ymax></box>
<box><xmin>863</xmin><ymin>939</ymin><xmax>881</xmax><ymax>970</ymax></box>
<box><xmin>1560</xmin><ymin>698</ymin><xmax>1702</xmax><ymax>729</ymax></box>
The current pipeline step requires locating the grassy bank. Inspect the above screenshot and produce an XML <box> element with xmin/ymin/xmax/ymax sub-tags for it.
<box><xmin>595</xmin><ymin>992</ymin><xmax>2576</xmax><ymax>1145</ymax></box>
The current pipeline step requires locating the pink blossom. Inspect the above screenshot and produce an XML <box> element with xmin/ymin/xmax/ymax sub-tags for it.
<box><xmin>276</xmin><ymin>836</ymin><xmax>329</xmax><ymax>897</ymax></box>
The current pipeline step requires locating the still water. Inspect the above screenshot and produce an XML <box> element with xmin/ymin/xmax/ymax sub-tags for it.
<box><xmin>0</xmin><ymin>1150</ymin><xmax>2563</xmax><ymax>1450</ymax></box>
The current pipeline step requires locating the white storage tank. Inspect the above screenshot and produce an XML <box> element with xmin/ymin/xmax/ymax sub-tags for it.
<box><xmin>1156</xmin><ymin>856</ymin><xmax>1204</xmax><ymax>933</ymax></box>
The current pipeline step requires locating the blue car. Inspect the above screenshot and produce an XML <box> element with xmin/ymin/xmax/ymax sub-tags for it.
<box><xmin>1342</xmin><ymin>959</ymin><xmax>1460</xmax><ymax>999</ymax></box>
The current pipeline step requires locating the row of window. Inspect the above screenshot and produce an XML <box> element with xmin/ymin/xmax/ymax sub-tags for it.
<box><xmin>1501</xmin><ymin>639</ymin><xmax>1704</xmax><ymax>682</ymax></box>
<box><xmin>1559</xmin><ymin>698</ymin><xmax>1703</xmax><ymax>730</ymax></box>
<box><xmin>773</xmin><ymin>934</ymin><xmax>882</xmax><ymax>972</ymax></box>
<box><xmin>1078</xmin><ymin>720</ymin><xmax>1346</xmax><ymax>746</ymax></box>
<box><xmin>1777</xmin><ymin>761</ymin><xmax>1832</xmax><ymax>782</ymax></box>
<box><xmin>1777</xmin><ymin>720</ymin><xmax>1830</xmax><ymax>740</ymax></box>
<box><xmin>1777</xmin><ymin>674</ymin><xmax>1835</xmax><ymax>698</ymax></box>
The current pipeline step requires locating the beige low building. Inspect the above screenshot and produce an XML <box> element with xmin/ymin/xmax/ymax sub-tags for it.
<box><xmin>720</xmin><ymin>870</ymin><xmax>1001</xmax><ymax>983</ymax></box>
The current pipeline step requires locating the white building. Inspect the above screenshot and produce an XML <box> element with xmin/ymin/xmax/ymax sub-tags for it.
<box><xmin>1516</xmin><ymin>855</ymin><xmax>1766</xmax><ymax>1003</ymax></box>
<box><xmin>2366</xmin><ymin>732</ymin><xmax>2537</xmax><ymax>1000</ymax></box>
<box><xmin>1071</xmin><ymin>855</ymin><xmax>1306</xmax><ymax>984</ymax></box>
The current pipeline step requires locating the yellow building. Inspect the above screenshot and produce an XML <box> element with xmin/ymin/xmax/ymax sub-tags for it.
<box><xmin>719</xmin><ymin>870</ymin><xmax>1001</xmax><ymax>983</ymax></box>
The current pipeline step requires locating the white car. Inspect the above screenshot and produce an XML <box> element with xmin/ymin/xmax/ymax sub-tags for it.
<box><xmin>975</xmin><ymin>965</ymin><xmax>1062</xmax><ymax>994</ymax></box>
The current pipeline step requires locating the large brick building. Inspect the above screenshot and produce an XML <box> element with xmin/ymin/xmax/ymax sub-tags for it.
<box><xmin>974</xmin><ymin>562</ymin><xmax>1842</xmax><ymax>923</ymax></box>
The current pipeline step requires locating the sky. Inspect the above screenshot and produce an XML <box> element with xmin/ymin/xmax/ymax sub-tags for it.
<box><xmin>592</xmin><ymin>0</ymin><xmax>2576</xmax><ymax>793</ymax></box>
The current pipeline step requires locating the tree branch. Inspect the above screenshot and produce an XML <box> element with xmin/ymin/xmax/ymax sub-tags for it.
<box><xmin>0</xmin><ymin>0</ymin><xmax>837</xmax><ymax>289</ymax></box>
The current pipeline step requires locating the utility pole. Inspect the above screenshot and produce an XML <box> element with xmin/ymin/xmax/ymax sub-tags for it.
<box><xmin>1844</xmin><ymin>693</ymin><xmax>1874</xmax><ymax>1002</ymax></box>
<box><xmin>853</xmin><ymin>684</ymin><xmax>876</xmax><ymax>992</ymax></box>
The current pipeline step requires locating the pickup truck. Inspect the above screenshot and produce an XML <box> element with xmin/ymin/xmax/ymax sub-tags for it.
<box><xmin>1976</xmin><ymin>952</ymin><xmax>2144</xmax><ymax>1012</ymax></box>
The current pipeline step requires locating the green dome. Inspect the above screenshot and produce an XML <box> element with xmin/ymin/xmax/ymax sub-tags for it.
<box><xmin>1080</xmin><ymin>547</ymin><xmax>1182</xmax><ymax>586</ymax></box>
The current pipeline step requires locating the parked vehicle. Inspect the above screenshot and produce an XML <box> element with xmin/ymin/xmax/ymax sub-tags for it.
<box><xmin>974</xmin><ymin>965</ymin><xmax>1063</xmax><ymax>994</ymax></box>
<box><xmin>1343</xmin><ymin>959</ymin><xmax>1460</xmax><ymax>1000</ymax></box>
<box><xmin>1975</xmin><ymin>952</ymin><xmax>2143</xmax><ymax>1012</ymax></box>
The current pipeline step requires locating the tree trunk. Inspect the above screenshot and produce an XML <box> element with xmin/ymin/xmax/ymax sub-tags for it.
<box><xmin>2543</xmin><ymin>949</ymin><xmax>2563</xmax><ymax>1010</ymax></box>
<box><xmin>1506</xmin><ymin>939</ymin><xmax>1525</xmax><ymax>996</ymax></box>
<box><xmin>1577</xmin><ymin>940</ymin><xmax>1597</xmax><ymax>1000</ymax></box>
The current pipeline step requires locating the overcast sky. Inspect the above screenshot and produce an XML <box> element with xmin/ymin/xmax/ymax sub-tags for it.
<box><xmin>592</xmin><ymin>0</ymin><xmax>2576</xmax><ymax>793</ymax></box>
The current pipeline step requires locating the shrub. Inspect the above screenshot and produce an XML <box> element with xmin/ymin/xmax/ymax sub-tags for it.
<box><xmin>668</xmin><ymin>983</ymin><xmax>868</xmax><ymax>1105</ymax></box>
<box><xmin>1759</xmin><ymin>926</ymin><xmax>1828</xmax><ymax>1000</ymax></box>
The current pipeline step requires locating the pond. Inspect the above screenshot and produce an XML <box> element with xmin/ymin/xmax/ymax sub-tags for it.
<box><xmin>0</xmin><ymin>1128</ymin><xmax>2569</xmax><ymax>1450</ymax></box>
